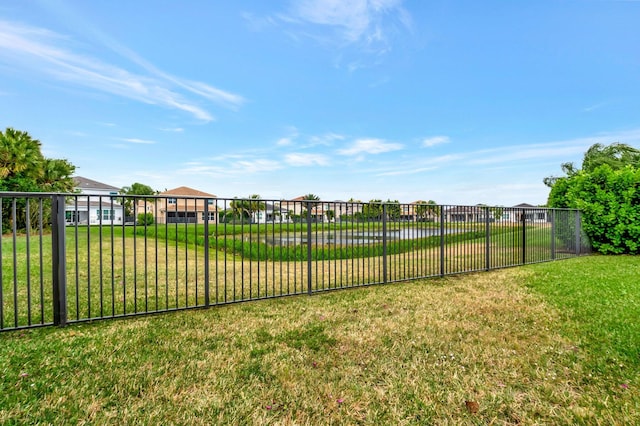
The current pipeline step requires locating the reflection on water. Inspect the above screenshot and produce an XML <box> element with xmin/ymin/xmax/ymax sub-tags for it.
<box><xmin>255</xmin><ymin>227</ymin><xmax>458</xmax><ymax>246</ymax></box>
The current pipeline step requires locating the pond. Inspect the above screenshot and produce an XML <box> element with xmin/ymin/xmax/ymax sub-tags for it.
<box><xmin>253</xmin><ymin>227</ymin><xmax>459</xmax><ymax>246</ymax></box>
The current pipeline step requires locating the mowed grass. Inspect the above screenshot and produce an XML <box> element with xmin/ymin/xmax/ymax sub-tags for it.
<box><xmin>1</xmin><ymin>256</ymin><xmax>638</xmax><ymax>424</ymax></box>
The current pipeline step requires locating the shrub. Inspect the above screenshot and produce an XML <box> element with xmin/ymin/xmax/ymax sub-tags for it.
<box><xmin>137</xmin><ymin>212</ymin><xmax>154</xmax><ymax>226</ymax></box>
<box><xmin>549</xmin><ymin>165</ymin><xmax>640</xmax><ymax>254</ymax></box>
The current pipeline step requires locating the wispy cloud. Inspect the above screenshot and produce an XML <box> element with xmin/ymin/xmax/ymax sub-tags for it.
<box><xmin>369</xmin><ymin>129</ymin><xmax>640</xmax><ymax>177</ymax></box>
<box><xmin>119</xmin><ymin>138</ymin><xmax>156</xmax><ymax>144</ymax></box>
<box><xmin>178</xmin><ymin>158</ymin><xmax>283</xmax><ymax>177</ymax></box>
<box><xmin>422</xmin><ymin>136</ymin><xmax>450</xmax><ymax>147</ymax></box>
<box><xmin>276</xmin><ymin>0</ymin><xmax>412</xmax><ymax>61</ymax></box>
<box><xmin>285</xmin><ymin>153</ymin><xmax>330</xmax><ymax>166</ymax></box>
<box><xmin>583</xmin><ymin>101</ymin><xmax>609</xmax><ymax>113</ymax></box>
<box><xmin>338</xmin><ymin>138</ymin><xmax>403</xmax><ymax>155</ymax></box>
<box><xmin>0</xmin><ymin>20</ymin><xmax>244</xmax><ymax>121</ymax></box>
<box><xmin>308</xmin><ymin>132</ymin><xmax>344</xmax><ymax>146</ymax></box>
<box><xmin>159</xmin><ymin>127</ymin><xmax>184</xmax><ymax>133</ymax></box>
<box><xmin>275</xmin><ymin>126</ymin><xmax>299</xmax><ymax>146</ymax></box>
<box><xmin>377</xmin><ymin>166</ymin><xmax>437</xmax><ymax>176</ymax></box>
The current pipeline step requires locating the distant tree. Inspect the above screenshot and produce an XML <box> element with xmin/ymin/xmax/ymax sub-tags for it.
<box><xmin>247</xmin><ymin>194</ymin><xmax>266</xmax><ymax>216</ymax></box>
<box><xmin>489</xmin><ymin>206</ymin><xmax>504</xmax><ymax>221</ymax></box>
<box><xmin>120</xmin><ymin>182</ymin><xmax>157</xmax><ymax>217</ymax></box>
<box><xmin>363</xmin><ymin>199</ymin><xmax>383</xmax><ymax>221</ymax></box>
<box><xmin>414</xmin><ymin>200</ymin><xmax>439</xmax><ymax>221</ymax></box>
<box><xmin>229</xmin><ymin>198</ymin><xmax>250</xmax><ymax>220</ymax></box>
<box><xmin>384</xmin><ymin>199</ymin><xmax>402</xmax><ymax>221</ymax></box>
<box><xmin>229</xmin><ymin>195</ymin><xmax>265</xmax><ymax>222</ymax></box>
<box><xmin>302</xmin><ymin>194</ymin><xmax>320</xmax><ymax>201</ymax></box>
<box><xmin>325</xmin><ymin>209</ymin><xmax>335</xmax><ymax>222</ymax></box>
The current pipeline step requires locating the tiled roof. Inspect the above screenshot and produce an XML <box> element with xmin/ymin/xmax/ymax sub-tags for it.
<box><xmin>160</xmin><ymin>186</ymin><xmax>216</xmax><ymax>197</ymax></box>
<box><xmin>73</xmin><ymin>176</ymin><xmax>120</xmax><ymax>191</ymax></box>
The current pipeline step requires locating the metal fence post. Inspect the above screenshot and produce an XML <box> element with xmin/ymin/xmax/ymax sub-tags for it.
<box><xmin>440</xmin><ymin>205</ymin><xmax>445</xmax><ymax>277</ymax></box>
<box><xmin>521</xmin><ymin>211</ymin><xmax>526</xmax><ymax>264</ymax></box>
<box><xmin>575</xmin><ymin>210</ymin><xmax>581</xmax><ymax>255</ymax></box>
<box><xmin>306</xmin><ymin>202</ymin><xmax>313</xmax><ymax>295</ymax></box>
<box><xmin>382</xmin><ymin>203</ymin><xmax>388</xmax><ymax>284</ymax></box>
<box><xmin>203</xmin><ymin>200</ymin><xmax>210</xmax><ymax>307</ymax></box>
<box><xmin>485</xmin><ymin>207</ymin><xmax>490</xmax><ymax>271</ymax></box>
<box><xmin>551</xmin><ymin>209</ymin><xmax>556</xmax><ymax>260</ymax></box>
<box><xmin>51</xmin><ymin>195</ymin><xmax>67</xmax><ymax>326</ymax></box>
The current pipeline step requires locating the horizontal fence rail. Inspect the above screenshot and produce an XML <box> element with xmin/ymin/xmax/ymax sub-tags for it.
<box><xmin>0</xmin><ymin>193</ymin><xmax>591</xmax><ymax>331</ymax></box>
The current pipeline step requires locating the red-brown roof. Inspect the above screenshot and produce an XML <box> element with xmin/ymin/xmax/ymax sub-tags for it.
<box><xmin>159</xmin><ymin>186</ymin><xmax>216</xmax><ymax>197</ymax></box>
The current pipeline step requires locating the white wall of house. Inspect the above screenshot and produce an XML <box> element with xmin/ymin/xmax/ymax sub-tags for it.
<box><xmin>66</xmin><ymin>177</ymin><xmax>124</xmax><ymax>225</ymax></box>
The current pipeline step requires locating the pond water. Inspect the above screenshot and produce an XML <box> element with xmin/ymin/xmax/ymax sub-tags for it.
<box><xmin>254</xmin><ymin>227</ymin><xmax>458</xmax><ymax>246</ymax></box>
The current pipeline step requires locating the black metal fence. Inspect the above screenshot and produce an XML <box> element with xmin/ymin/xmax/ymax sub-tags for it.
<box><xmin>0</xmin><ymin>193</ymin><xmax>591</xmax><ymax>331</ymax></box>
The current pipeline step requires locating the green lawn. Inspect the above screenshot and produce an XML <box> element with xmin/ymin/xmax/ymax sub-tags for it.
<box><xmin>1</xmin><ymin>255</ymin><xmax>637</xmax><ymax>424</ymax></box>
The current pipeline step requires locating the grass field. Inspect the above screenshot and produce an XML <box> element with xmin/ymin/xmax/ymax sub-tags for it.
<box><xmin>1</xmin><ymin>255</ymin><xmax>637</xmax><ymax>424</ymax></box>
<box><xmin>2</xmin><ymin>222</ymin><xmax>571</xmax><ymax>328</ymax></box>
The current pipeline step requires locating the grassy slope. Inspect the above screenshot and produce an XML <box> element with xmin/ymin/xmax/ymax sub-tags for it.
<box><xmin>0</xmin><ymin>256</ymin><xmax>638</xmax><ymax>424</ymax></box>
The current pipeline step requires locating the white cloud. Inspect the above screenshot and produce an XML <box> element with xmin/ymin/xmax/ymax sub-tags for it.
<box><xmin>0</xmin><ymin>20</ymin><xmax>244</xmax><ymax>121</ymax></box>
<box><xmin>160</xmin><ymin>127</ymin><xmax>184</xmax><ymax>133</ymax></box>
<box><xmin>422</xmin><ymin>136</ymin><xmax>450</xmax><ymax>147</ymax></box>
<box><xmin>275</xmin><ymin>126</ymin><xmax>299</xmax><ymax>146</ymax></box>
<box><xmin>178</xmin><ymin>158</ymin><xmax>283</xmax><ymax>177</ymax></box>
<box><xmin>276</xmin><ymin>137</ymin><xmax>294</xmax><ymax>146</ymax></box>
<box><xmin>277</xmin><ymin>0</ymin><xmax>412</xmax><ymax>60</ymax></box>
<box><xmin>338</xmin><ymin>138</ymin><xmax>403</xmax><ymax>155</ymax></box>
<box><xmin>119</xmin><ymin>138</ymin><xmax>156</xmax><ymax>144</ymax></box>
<box><xmin>308</xmin><ymin>132</ymin><xmax>344</xmax><ymax>146</ymax></box>
<box><xmin>285</xmin><ymin>153</ymin><xmax>330</xmax><ymax>166</ymax></box>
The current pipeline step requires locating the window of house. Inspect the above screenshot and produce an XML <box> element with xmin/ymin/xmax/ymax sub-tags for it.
<box><xmin>207</xmin><ymin>199</ymin><xmax>214</xmax><ymax>205</ymax></box>
<box><xmin>167</xmin><ymin>198</ymin><xmax>177</xmax><ymax>204</ymax></box>
<box><xmin>202</xmin><ymin>212</ymin><xmax>216</xmax><ymax>221</ymax></box>
<box><xmin>98</xmin><ymin>209</ymin><xmax>114</xmax><ymax>220</ymax></box>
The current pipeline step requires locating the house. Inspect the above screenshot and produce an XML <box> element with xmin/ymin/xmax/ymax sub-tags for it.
<box><xmin>278</xmin><ymin>197</ymin><xmax>364</xmax><ymax>223</ymax></box>
<box><xmin>65</xmin><ymin>176</ymin><xmax>125</xmax><ymax>225</ymax></box>
<box><xmin>137</xmin><ymin>186</ymin><xmax>217</xmax><ymax>224</ymax></box>
<box><xmin>443</xmin><ymin>205</ymin><xmax>487</xmax><ymax>223</ymax></box>
<box><xmin>510</xmin><ymin>203</ymin><xmax>549</xmax><ymax>223</ymax></box>
<box><xmin>252</xmin><ymin>202</ymin><xmax>291</xmax><ymax>224</ymax></box>
<box><xmin>278</xmin><ymin>196</ymin><xmax>324</xmax><ymax>221</ymax></box>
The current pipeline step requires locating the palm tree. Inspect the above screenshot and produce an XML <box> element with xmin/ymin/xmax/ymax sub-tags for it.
<box><xmin>39</xmin><ymin>158</ymin><xmax>76</xmax><ymax>192</ymax></box>
<box><xmin>0</xmin><ymin>128</ymin><xmax>45</xmax><ymax>183</ymax></box>
<box><xmin>414</xmin><ymin>200</ymin><xmax>439</xmax><ymax>221</ymax></box>
<box><xmin>247</xmin><ymin>194</ymin><xmax>266</xmax><ymax>215</ymax></box>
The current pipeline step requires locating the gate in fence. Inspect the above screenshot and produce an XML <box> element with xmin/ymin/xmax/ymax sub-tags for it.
<box><xmin>1</xmin><ymin>193</ymin><xmax>591</xmax><ymax>331</ymax></box>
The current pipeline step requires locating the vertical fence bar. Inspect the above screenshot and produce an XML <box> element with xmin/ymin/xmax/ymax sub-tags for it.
<box><xmin>575</xmin><ymin>210</ymin><xmax>581</xmax><ymax>255</ymax></box>
<box><xmin>204</xmin><ymin>199</ymin><xmax>210</xmax><ymax>307</ymax></box>
<box><xmin>25</xmin><ymin>202</ymin><xmax>32</xmax><ymax>325</ymax></box>
<box><xmin>521</xmin><ymin>211</ymin><xmax>526</xmax><ymax>265</ymax></box>
<box><xmin>51</xmin><ymin>195</ymin><xmax>67</xmax><ymax>326</ymax></box>
<box><xmin>382</xmin><ymin>203</ymin><xmax>388</xmax><ymax>284</ymax></box>
<box><xmin>440</xmin><ymin>205</ymin><xmax>445</xmax><ymax>276</ymax></box>
<box><xmin>12</xmin><ymin>199</ymin><xmax>18</xmax><ymax>327</ymax></box>
<box><xmin>0</xmin><ymin>198</ymin><xmax>3</xmax><ymax>329</ymax></box>
<box><xmin>485</xmin><ymin>207</ymin><xmax>490</xmax><ymax>271</ymax></box>
<box><xmin>306</xmin><ymin>201</ymin><xmax>313</xmax><ymax>295</ymax></box>
<box><xmin>551</xmin><ymin>209</ymin><xmax>556</xmax><ymax>260</ymax></box>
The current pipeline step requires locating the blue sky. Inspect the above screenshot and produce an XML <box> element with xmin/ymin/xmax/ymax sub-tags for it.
<box><xmin>1</xmin><ymin>0</ymin><xmax>639</xmax><ymax>205</ymax></box>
